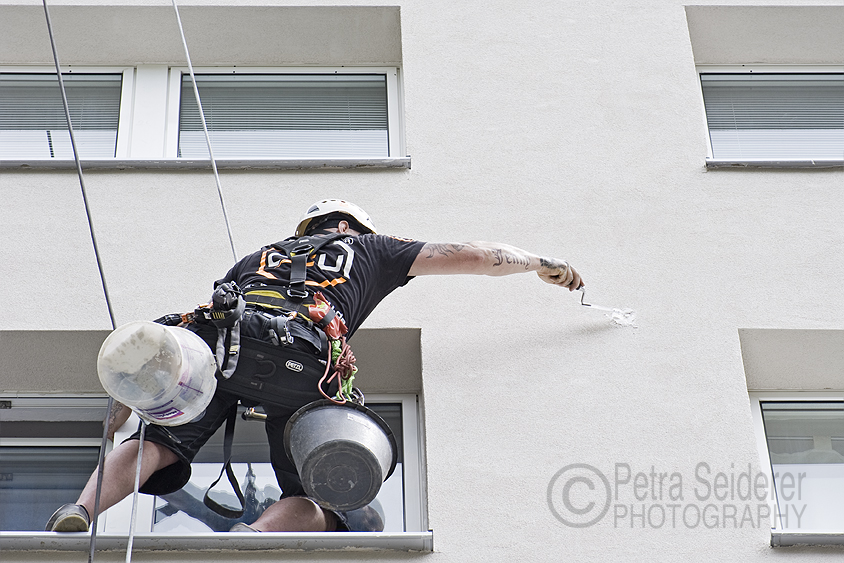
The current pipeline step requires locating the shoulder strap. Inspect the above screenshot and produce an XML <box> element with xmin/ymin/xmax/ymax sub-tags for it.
<box><xmin>269</xmin><ymin>231</ymin><xmax>345</xmax><ymax>254</ymax></box>
<box><xmin>269</xmin><ymin>233</ymin><xmax>346</xmax><ymax>303</ymax></box>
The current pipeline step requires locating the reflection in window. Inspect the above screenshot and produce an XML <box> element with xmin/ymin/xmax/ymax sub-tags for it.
<box><xmin>152</xmin><ymin>403</ymin><xmax>407</xmax><ymax>532</ymax></box>
<box><xmin>761</xmin><ymin>402</ymin><xmax>844</xmax><ymax>531</ymax></box>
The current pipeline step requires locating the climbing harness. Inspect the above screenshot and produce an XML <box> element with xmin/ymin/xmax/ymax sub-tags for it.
<box><xmin>155</xmin><ymin>230</ymin><xmax>366</xmax><ymax>519</ymax></box>
<box><xmin>180</xmin><ymin>234</ymin><xmax>365</xmax><ymax>519</ymax></box>
<box><xmin>188</xmin><ymin>232</ymin><xmax>361</xmax><ymax>407</ymax></box>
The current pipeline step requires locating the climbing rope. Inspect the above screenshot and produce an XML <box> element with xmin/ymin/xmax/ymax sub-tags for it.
<box><xmin>319</xmin><ymin>336</ymin><xmax>358</xmax><ymax>404</ymax></box>
<box><xmin>42</xmin><ymin>1</ymin><xmax>235</xmax><ymax>561</ymax></box>
<box><xmin>125</xmin><ymin>422</ymin><xmax>147</xmax><ymax>563</ymax></box>
<box><xmin>40</xmin><ymin>2</ymin><xmax>118</xmax><ymax>561</ymax></box>
<box><xmin>171</xmin><ymin>0</ymin><xmax>238</xmax><ymax>263</ymax></box>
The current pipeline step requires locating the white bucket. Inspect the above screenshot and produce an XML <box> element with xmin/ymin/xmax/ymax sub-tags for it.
<box><xmin>97</xmin><ymin>321</ymin><xmax>218</xmax><ymax>426</ymax></box>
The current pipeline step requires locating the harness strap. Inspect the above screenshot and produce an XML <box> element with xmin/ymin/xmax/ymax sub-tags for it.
<box><xmin>244</xmin><ymin>289</ymin><xmax>338</xmax><ymax>333</ymax></box>
<box><xmin>215</xmin><ymin>321</ymin><xmax>241</xmax><ymax>379</ymax></box>
<box><xmin>288</xmin><ymin>252</ymin><xmax>310</xmax><ymax>300</ymax></box>
<box><xmin>269</xmin><ymin>232</ymin><xmax>345</xmax><ymax>303</ymax></box>
<box><xmin>244</xmin><ymin>290</ymin><xmax>309</xmax><ymax>316</ymax></box>
<box><xmin>203</xmin><ymin>405</ymin><xmax>245</xmax><ymax>519</ymax></box>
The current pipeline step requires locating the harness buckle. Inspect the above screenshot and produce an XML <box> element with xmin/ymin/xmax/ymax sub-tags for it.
<box><xmin>286</xmin><ymin>287</ymin><xmax>309</xmax><ymax>300</ymax></box>
<box><xmin>269</xmin><ymin>314</ymin><xmax>295</xmax><ymax>346</ymax></box>
<box><xmin>289</xmin><ymin>244</ymin><xmax>314</xmax><ymax>257</ymax></box>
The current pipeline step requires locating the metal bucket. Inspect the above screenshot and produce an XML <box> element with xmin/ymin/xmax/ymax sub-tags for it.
<box><xmin>284</xmin><ymin>400</ymin><xmax>397</xmax><ymax>512</ymax></box>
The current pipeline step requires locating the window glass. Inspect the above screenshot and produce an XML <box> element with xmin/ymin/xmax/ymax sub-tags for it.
<box><xmin>0</xmin><ymin>446</ymin><xmax>100</xmax><ymax>531</ymax></box>
<box><xmin>152</xmin><ymin>402</ymin><xmax>407</xmax><ymax>532</ymax></box>
<box><xmin>761</xmin><ymin>402</ymin><xmax>844</xmax><ymax>531</ymax></box>
<box><xmin>178</xmin><ymin>74</ymin><xmax>389</xmax><ymax>159</ymax></box>
<box><xmin>701</xmin><ymin>74</ymin><xmax>844</xmax><ymax>160</ymax></box>
<box><xmin>0</xmin><ymin>397</ymin><xmax>109</xmax><ymax>532</ymax></box>
<box><xmin>0</xmin><ymin>74</ymin><xmax>122</xmax><ymax>158</ymax></box>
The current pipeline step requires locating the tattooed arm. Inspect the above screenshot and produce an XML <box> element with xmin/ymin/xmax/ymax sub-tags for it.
<box><xmin>408</xmin><ymin>241</ymin><xmax>583</xmax><ymax>290</ymax></box>
<box><xmin>105</xmin><ymin>400</ymin><xmax>132</xmax><ymax>441</ymax></box>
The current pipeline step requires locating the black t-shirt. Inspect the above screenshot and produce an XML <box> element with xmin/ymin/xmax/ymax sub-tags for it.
<box><xmin>218</xmin><ymin>233</ymin><xmax>426</xmax><ymax>338</ymax></box>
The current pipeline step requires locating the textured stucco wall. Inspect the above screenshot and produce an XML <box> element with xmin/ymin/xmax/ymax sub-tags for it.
<box><xmin>3</xmin><ymin>0</ymin><xmax>844</xmax><ymax>561</ymax></box>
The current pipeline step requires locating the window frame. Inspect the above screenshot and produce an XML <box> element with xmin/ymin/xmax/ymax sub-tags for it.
<box><xmin>697</xmin><ymin>64</ymin><xmax>844</xmax><ymax>168</ymax></box>
<box><xmin>0</xmin><ymin>65</ymin><xmax>409</xmax><ymax>169</ymax></box>
<box><xmin>749</xmin><ymin>391</ymin><xmax>844</xmax><ymax>546</ymax></box>
<box><xmin>0</xmin><ymin>395</ymin><xmax>112</xmax><ymax>534</ymax></box>
<box><xmin>0</xmin><ymin>66</ymin><xmax>135</xmax><ymax>160</ymax></box>
<box><xmin>0</xmin><ymin>393</ymin><xmax>431</xmax><ymax>552</ymax></box>
<box><xmin>165</xmin><ymin>66</ymin><xmax>404</xmax><ymax>161</ymax></box>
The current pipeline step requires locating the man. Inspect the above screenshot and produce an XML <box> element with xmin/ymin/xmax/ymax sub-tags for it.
<box><xmin>47</xmin><ymin>199</ymin><xmax>582</xmax><ymax>533</ymax></box>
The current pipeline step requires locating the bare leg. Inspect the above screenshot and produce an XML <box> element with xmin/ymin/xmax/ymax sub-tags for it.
<box><xmin>76</xmin><ymin>439</ymin><xmax>179</xmax><ymax>517</ymax></box>
<box><xmin>249</xmin><ymin>497</ymin><xmax>337</xmax><ymax>532</ymax></box>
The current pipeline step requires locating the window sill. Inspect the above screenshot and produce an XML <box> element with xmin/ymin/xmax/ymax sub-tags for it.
<box><xmin>0</xmin><ymin>531</ymin><xmax>433</xmax><ymax>552</ymax></box>
<box><xmin>0</xmin><ymin>158</ymin><xmax>411</xmax><ymax>171</ymax></box>
<box><xmin>706</xmin><ymin>159</ymin><xmax>844</xmax><ymax>169</ymax></box>
<box><xmin>772</xmin><ymin>532</ymin><xmax>844</xmax><ymax>547</ymax></box>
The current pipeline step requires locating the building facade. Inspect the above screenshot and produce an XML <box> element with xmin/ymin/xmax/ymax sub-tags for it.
<box><xmin>2</xmin><ymin>1</ymin><xmax>844</xmax><ymax>561</ymax></box>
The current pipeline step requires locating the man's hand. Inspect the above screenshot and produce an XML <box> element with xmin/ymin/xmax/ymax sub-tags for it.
<box><xmin>537</xmin><ymin>258</ymin><xmax>583</xmax><ymax>291</ymax></box>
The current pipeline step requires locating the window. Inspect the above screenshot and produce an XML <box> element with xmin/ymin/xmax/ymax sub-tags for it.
<box><xmin>0</xmin><ymin>397</ymin><xmax>109</xmax><ymax>532</ymax></box>
<box><xmin>0</xmin><ymin>66</ymin><xmax>405</xmax><ymax>165</ymax></box>
<box><xmin>750</xmin><ymin>393</ymin><xmax>844</xmax><ymax>545</ymax></box>
<box><xmin>0</xmin><ymin>73</ymin><xmax>124</xmax><ymax>159</ymax></box>
<box><xmin>761</xmin><ymin>401</ymin><xmax>844</xmax><ymax>531</ymax></box>
<box><xmin>105</xmin><ymin>394</ymin><xmax>424</xmax><ymax>534</ymax></box>
<box><xmin>701</xmin><ymin>73</ymin><xmax>844</xmax><ymax>161</ymax></box>
<box><xmin>178</xmin><ymin>74</ymin><xmax>392</xmax><ymax>159</ymax></box>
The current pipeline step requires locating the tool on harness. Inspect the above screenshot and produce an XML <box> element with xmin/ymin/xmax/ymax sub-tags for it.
<box><xmin>268</xmin><ymin>313</ymin><xmax>295</xmax><ymax>346</ymax></box>
<box><xmin>189</xmin><ymin>282</ymin><xmax>246</xmax><ymax>380</ymax></box>
<box><xmin>242</xmin><ymin>406</ymin><xmax>267</xmax><ymax>421</ymax></box>
<box><xmin>318</xmin><ymin>336</ymin><xmax>358</xmax><ymax>404</ymax></box>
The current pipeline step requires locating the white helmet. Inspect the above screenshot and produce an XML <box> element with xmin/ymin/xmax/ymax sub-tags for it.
<box><xmin>295</xmin><ymin>199</ymin><xmax>377</xmax><ymax>236</ymax></box>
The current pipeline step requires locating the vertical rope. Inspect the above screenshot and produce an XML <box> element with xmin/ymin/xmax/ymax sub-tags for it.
<box><xmin>41</xmin><ymin>1</ymin><xmax>117</xmax><ymax>331</ymax></box>
<box><xmin>171</xmin><ymin>0</ymin><xmax>238</xmax><ymax>262</ymax></box>
<box><xmin>125</xmin><ymin>422</ymin><xmax>147</xmax><ymax>563</ymax></box>
<box><xmin>88</xmin><ymin>396</ymin><xmax>113</xmax><ymax>563</ymax></box>
<box><xmin>42</xmin><ymin>3</ymin><xmax>237</xmax><ymax>561</ymax></box>
<box><xmin>40</xmin><ymin>3</ymin><xmax>116</xmax><ymax>562</ymax></box>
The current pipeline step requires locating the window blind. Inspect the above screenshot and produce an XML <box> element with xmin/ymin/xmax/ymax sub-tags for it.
<box><xmin>701</xmin><ymin>74</ymin><xmax>844</xmax><ymax>160</ymax></box>
<box><xmin>0</xmin><ymin>74</ymin><xmax>122</xmax><ymax>159</ymax></box>
<box><xmin>178</xmin><ymin>74</ymin><xmax>389</xmax><ymax>159</ymax></box>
